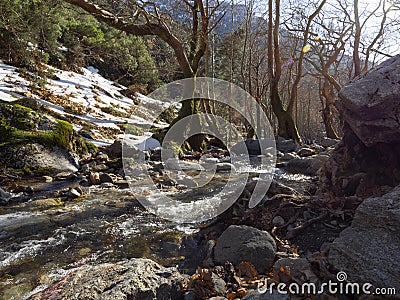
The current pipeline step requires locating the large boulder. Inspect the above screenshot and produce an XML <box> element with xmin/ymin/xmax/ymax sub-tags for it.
<box><xmin>5</xmin><ymin>143</ymin><xmax>78</xmax><ymax>173</ymax></box>
<box><xmin>339</xmin><ymin>55</ymin><xmax>400</xmax><ymax>147</ymax></box>
<box><xmin>30</xmin><ymin>258</ymin><xmax>185</xmax><ymax>300</ymax></box>
<box><xmin>320</xmin><ymin>55</ymin><xmax>400</xmax><ymax>196</ymax></box>
<box><xmin>328</xmin><ymin>185</ymin><xmax>400</xmax><ymax>291</ymax></box>
<box><xmin>214</xmin><ymin>225</ymin><xmax>276</xmax><ymax>274</ymax></box>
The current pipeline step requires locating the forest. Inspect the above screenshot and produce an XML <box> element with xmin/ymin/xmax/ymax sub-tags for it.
<box><xmin>0</xmin><ymin>0</ymin><xmax>399</xmax><ymax>299</ymax></box>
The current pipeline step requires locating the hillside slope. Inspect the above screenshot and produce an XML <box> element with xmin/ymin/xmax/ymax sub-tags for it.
<box><xmin>0</xmin><ymin>63</ymin><xmax>167</xmax><ymax>147</ymax></box>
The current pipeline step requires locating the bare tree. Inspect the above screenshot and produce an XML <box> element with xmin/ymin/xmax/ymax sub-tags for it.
<box><xmin>267</xmin><ymin>0</ymin><xmax>326</xmax><ymax>143</ymax></box>
<box><xmin>63</xmin><ymin>0</ymin><xmax>222</xmax><ymax>150</ymax></box>
<box><xmin>352</xmin><ymin>0</ymin><xmax>395</xmax><ymax>77</ymax></box>
<box><xmin>304</xmin><ymin>0</ymin><xmax>353</xmax><ymax>138</ymax></box>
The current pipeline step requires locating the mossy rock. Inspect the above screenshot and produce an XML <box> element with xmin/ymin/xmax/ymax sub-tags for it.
<box><xmin>0</xmin><ymin>103</ymin><xmax>40</xmax><ymax>131</ymax></box>
<box><xmin>0</xmin><ymin>103</ymin><xmax>97</xmax><ymax>175</ymax></box>
<box><xmin>26</xmin><ymin>198</ymin><xmax>64</xmax><ymax>210</ymax></box>
<box><xmin>0</xmin><ymin>114</ymin><xmax>97</xmax><ymax>155</ymax></box>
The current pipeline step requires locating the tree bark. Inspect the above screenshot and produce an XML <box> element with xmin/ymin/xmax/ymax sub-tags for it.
<box><xmin>267</xmin><ymin>0</ymin><xmax>301</xmax><ymax>144</ymax></box>
<box><xmin>321</xmin><ymin>80</ymin><xmax>339</xmax><ymax>139</ymax></box>
<box><xmin>270</xmin><ymin>84</ymin><xmax>302</xmax><ymax>142</ymax></box>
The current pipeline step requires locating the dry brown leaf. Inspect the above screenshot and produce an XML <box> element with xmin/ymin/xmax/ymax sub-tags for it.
<box><xmin>227</xmin><ymin>292</ymin><xmax>237</xmax><ymax>300</ymax></box>
<box><xmin>188</xmin><ymin>267</ymin><xmax>215</xmax><ymax>299</ymax></box>
<box><xmin>236</xmin><ymin>287</ymin><xmax>247</xmax><ymax>297</ymax></box>
<box><xmin>237</xmin><ymin>261</ymin><xmax>258</xmax><ymax>279</ymax></box>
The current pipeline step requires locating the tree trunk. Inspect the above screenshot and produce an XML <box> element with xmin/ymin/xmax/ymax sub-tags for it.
<box><xmin>321</xmin><ymin>81</ymin><xmax>339</xmax><ymax>139</ymax></box>
<box><xmin>270</xmin><ymin>85</ymin><xmax>301</xmax><ymax>143</ymax></box>
<box><xmin>322</xmin><ymin>105</ymin><xmax>339</xmax><ymax>139</ymax></box>
<box><xmin>169</xmin><ymin>76</ymin><xmax>204</xmax><ymax>152</ymax></box>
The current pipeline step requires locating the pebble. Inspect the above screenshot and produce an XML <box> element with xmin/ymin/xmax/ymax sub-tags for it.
<box><xmin>0</xmin><ymin>188</ymin><xmax>12</xmax><ymax>200</ymax></box>
<box><xmin>100</xmin><ymin>182</ymin><xmax>115</xmax><ymax>188</ymax></box>
<box><xmin>272</xmin><ymin>216</ymin><xmax>285</xmax><ymax>227</ymax></box>
<box><xmin>91</xmin><ymin>163</ymin><xmax>108</xmax><ymax>172</ymax></box>
<box><xmin>89</xmin><ymin>172</ymin><xmax>101</xmax><ymax>185</ymax></box>
<box><xmin>99</xmin><ymin>173</ymin><xmax>114</xmax><ymax>184</ymax></box>
<box><xmin>115</xmin><ymin>180</ymin><xmax>129</xmax><ymax>189</ymax></box>
<box><xmin>81</xmin><ymin>163</ymin><xmax>90</xmax><ymax>174</ymax></box>
<box><xmin>41</xmin><ymin>176</ymin><xmax>53</xmax><ymax>183</ymax></box>
<box><xmin>65</xmin><ymin>188</ymin><xmax>81</xmax><ymax>199</ymax></box>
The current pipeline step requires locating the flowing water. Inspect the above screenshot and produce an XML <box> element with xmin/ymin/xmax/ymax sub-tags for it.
<box><xmin>0</xmin><ymin>158</ymin><xmax>312</xmax><ymax>299</ymax></box>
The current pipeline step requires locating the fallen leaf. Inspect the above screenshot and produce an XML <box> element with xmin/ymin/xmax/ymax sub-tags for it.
<box><xmin>237</xmin><ymin>261</ymin><xmax>258</xmax><ymax>279</ymax></box>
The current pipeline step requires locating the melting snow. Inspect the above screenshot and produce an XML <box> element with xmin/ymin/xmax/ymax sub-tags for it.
<box><xmin>0</xmin><ymin>63</ymin><xmax>169</xmax><ymax>146</ymax></box>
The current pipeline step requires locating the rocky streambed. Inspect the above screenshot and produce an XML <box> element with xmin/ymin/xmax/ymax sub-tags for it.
<box><xmin>0</xmin><ymin>135</ymin><xmax>340</xmax><ymax>300</ymax></box>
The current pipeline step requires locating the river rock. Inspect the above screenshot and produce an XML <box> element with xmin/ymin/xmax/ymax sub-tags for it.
<box><xmin>285</xmin><ymin>155</ymin><xmax>328</xmax><ymax>176</ymax></box>
<box><xmin>4</xmin><ymin>143</ymin><xmax>78</xmax><ymax>173</ymax></box>
<box><xmin>320</xmin><ymin>137</ymin><xmax>339</xmax><ymax>148</ymax></box>
<box><xmin>115</xmin><ymin>180</ymin><xmax>129</xmax><ymax>189</ymax></box>
<box><xmin>78</xmin><ymin>129</ymin><xmax>96</xmax><ymax>139</ymax></box>
<box><xmin>99</xmin><ymin>172</ymin><xmax>114</xmax><ymax>184</ymax></box>
<box><xmin>89</xmin><ymin>172</ymin><xmax>101</xmax><ymax>185</ymax></box>
<box><xmin>214</xmin><ymin>225</ymin><xmax>277</xmax><ymax>274</ymax></box>
<box><xmin>328</xmin><ymin>185</ymin><xmax>400</xmax><ymax>290</ymax></box>
<box><xmin>65</xmin><ymin>188</ymin><xmax>81</xmax><ymax>199</ymax></box>
<box><xmin>29</xmin><ymin>258</ymin><xmax>185</xmax><ymax>300</ymax></box>
<box><xmin>281</xmin><ymin>152</ymin><xmax>298</xmax><ymax>161</ymax></box>
<box><xmin>271</xmin><ymin>216</ymin><xmax>285</xmax><ymax>227</ymax></box>
<box><xmin>96</xmin><ymin>152</ymin><xmax>109</xmax><ymax>162</ymax></box>
<box><xmin>165</xmin><ymin>158</ymin><xmax>204</xmax><ymax>171</ymax></box>
<box><xmin>297</xmin><ymin>147</ymin><xmax>315</xmax><ymax>157</ymax></box>
<box><xmin>176</xmin><ymin>176</ymin><xmax>197</xmax><ymax>188</ymax></box>
<box><xmin>273</xmin><ymin>257</ymin><xmax>313</xmax><ymax>282</ymax></box>
<box><xmin>40</xmin><ymin>175</ymin><xmax>53</xmax><ymax>183</ymax></box>
<box><xmin>54</xmin><ymin>171</ymin><xmax>74</xmax><ymax>181</ymax></box>
<box><xmin>231</xmin><ymin>139</ymin><xmax>276</xmax><ymax>156</ymax></box>
<box><xmin>81</xmin><ymin>163</ymin><xmax>90</xmax><ymax>174</ymax></box>
<box><xmin>0</xmin><ymin>188</ymin><xmax>12</xmax><ymax>202</ymax></box>
<box><xmin>268</xmin><ymin>180</ymin><xmax>296</xmax><ymax>196</ymax></box>
<box><xmin>276</xmin><ymin>138</ymin><xmax>296</xmax><ymax>153</ymax></box>
<box><xmin>242</xmin><ymin>289</ymin><xmax>290</xmax><ymax>300</ymax></box>
<box><xmin>105</xmin><ymin>139</ymin><xmax>123</xmax><ymax>158</ymax></box>
<box><xmin>91</xmin><ymin>163</ymin><xmax>108</xmax><ymax>172</ymax></box>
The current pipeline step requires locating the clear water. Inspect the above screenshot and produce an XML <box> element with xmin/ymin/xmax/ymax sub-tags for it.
<box><xmin>0</xmin><ymin>158</ymin><xmax>311</xmax><ymax>299</ymax></box>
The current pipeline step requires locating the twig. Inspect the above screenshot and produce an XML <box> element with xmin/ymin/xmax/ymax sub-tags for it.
<box><xmin>286</xmin><ymin>211</ymin><xmax>328</xmax><ymax>239</ymax></box>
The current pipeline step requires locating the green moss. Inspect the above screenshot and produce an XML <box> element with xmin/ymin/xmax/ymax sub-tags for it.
<box><xmin>0</xmin><ymin>103</ymin><xmax>97</xmax><ymax>157</ymax></box>
<box><xmin>125</xmin><ymin>124</ymin><xmax>143</xmax><ymax>135</ymax></box>
<box><xmin>83</xmin><ymin>140</ymin><xmax>98</xmax><ymax>154</ymax></box>
<box><xmin>50</xmin><ymin>119</ymin><xmax>73</xmax><ymax>149</ymax></box>
<box><xmin>0</xmin><ymin>103</ymin><xmax>39</xmax><ymax>131</ymax></box>
<box><xmin>107</xmin><ymin>158</ymin><xmax>122</xmax><ymax>169</ymax></box>
<box><xmin>0</xmin><ymin>116</ymin><xmax>16</xmax><ymax>142</ymax></box>
<box><xmin>18</xmin><ymin>165</ymin><xmax>55</xmax><ymax>176</ymax></box>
